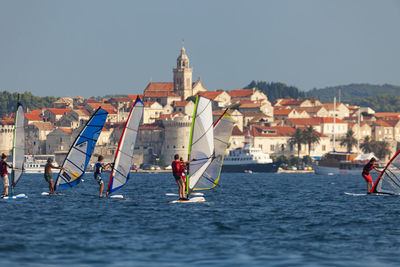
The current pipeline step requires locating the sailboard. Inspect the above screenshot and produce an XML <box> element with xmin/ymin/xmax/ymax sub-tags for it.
<box><xmin>55</xmin><ymin>107</ymin><xmax>108</xmax><ymax>190</ymax></box>
<box><xmin>2</xmin><ymin>194</ymin><xmax>27</xmax><ymax>200</ymax></box>
<box><xmin>11</xmin><ymin>103</ymin><xmax>25</xmax><ymax>194</ymax></box>
<box><xmin>370</xmin><ymin>150</ymin><xmax>400</xmax><ymax>195</ymax></box>
<box><xmin>106</xmin><ymin>96</ymin><xmax>144</xmax><ymax>196</ymax></box>
<box><xmin>185</xmin><ymin>95</ymin><xmax>214</xmax><ymax>198</ymax></box>
<box><xmin>193</xmin><ymin>110</ymin><xmax>234</xmax><ymax>191</ymax></box>
<box><xmin>170</xmin><ymin>196</ymin><xmax>205</xmax><ymax>204</ymax></box>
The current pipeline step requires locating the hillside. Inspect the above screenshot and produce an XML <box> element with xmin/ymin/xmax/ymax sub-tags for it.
<box><xmin>306</xmin><ymin>83</ymin><xmax>400</xmax><ymax>102</ymax></box>
<box><xmin>244</xmin><ymin>80</ymin><xmax>305</xmax><ymax>102</ymax></box>
<box><xmin>0</xmin><ymin>91</ymin><xmax>58</xmax><ymax>116</ymax></box>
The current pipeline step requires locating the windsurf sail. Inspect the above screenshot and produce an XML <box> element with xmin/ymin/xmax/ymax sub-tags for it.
<box><xmin>370</xmin><ymin>150</ymin><xmax>400</xmax><ymax>195</ymax></box>
<box><xmin>11</xmin><ymin>103</ymin><xmax>25</xmax><ymax>189</ymax></box>
<box><xmin>186</xmin><ymin>95</ymin><xmax>214</xmax><ymax>196</ymax></box>
<box><xmin>55</xmin><ymin>107</ymin><xmax>108</xmax><ymax>190</ymax></box>
<box><xmin>107</xmin><ymin>97</ymin><xmax>144</xmax><ymax>195</ymax></box>
<box><xmin>193</xmin><ymin>110</ymin><xmax>234</xmax><ymax>191</ymax></box>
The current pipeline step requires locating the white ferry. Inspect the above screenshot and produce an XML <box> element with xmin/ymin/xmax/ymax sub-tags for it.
<box><xmin>222</xmin><ymin>145</ymin><xmax>280</xmax><ymax>173</ymax></box>
<box><xmin>24</xmin><ymin>155</ymin><xmax>57</xmax><ymax>173</ymax></box>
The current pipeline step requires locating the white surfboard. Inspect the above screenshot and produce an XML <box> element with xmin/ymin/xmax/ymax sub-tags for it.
<box><xmin>165</xmin><ymin>192</ymin><xmax>204</xmax><ymax>197</ymax></box>
<box><xmin>41</xmin><ymin>192</ymin><xmax>64</xmax><ymax>196</ymax></box>
<box><xmin>169</xmin><ymin>196</ymin><xmax>206</xmax><ymax>203</ymax></box>
<box><xmin>109</xmin><ymin>194</ymin><xmax>124</xmax><ymax>199</ymax></box>
<box><xmin>2</xmin><ymin>193</ymin><xmax>27</xmax><ymax>199</ymax></box>
<box><xmin>344</xmin><ymin>192</ymin><xmax>367</xmax><ymax>196</ymax></box>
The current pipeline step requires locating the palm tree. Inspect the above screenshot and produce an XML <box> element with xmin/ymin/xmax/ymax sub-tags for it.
<box><xmin>360</xmin><ymin>136</ymin><xmax>374</xmax><ymax>153</ymax></box>
<box><xmin>289</xmin><ymin>129</ymin><xmax>305</xmax><ymax>158</ymax></box>
<box><xmin>303</xmin><ymin>126</ymin><xmax>320</xmax><ymax>156</ymax></box>
<box><xmin>340</xmin><ymin>129</ymin><xmax>357</xmax><ymax>153</ymax></box>
<box><xmin>374</xmin><ymin>141</ymin><xmax>391</xmax><ymax>160</ymax></box>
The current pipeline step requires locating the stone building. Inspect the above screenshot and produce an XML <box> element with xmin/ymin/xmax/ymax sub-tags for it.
<box><xmin>161</xmin><ymin>115</ymin><xmax>192</xmax><ymax>164</ymax></box>
<box><xmin>25</xmin><ymin>122</ymin><xmax>55</xmax><ymax>154</ymax></box>
<box><xmin>0</xmin><ymin>118</ymin><xmax>14</xmax><ymax>155</ymax></box>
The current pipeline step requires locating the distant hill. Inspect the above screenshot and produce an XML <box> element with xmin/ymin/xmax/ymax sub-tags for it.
<box><xmin>0</xmin><ymin>91</ymin><xmax>58</xmax><ymax>116</ymax></box>
<box><xmin>244</xmin><ymin>80</ymin><xmax>305</xmax><ymax>102</ymax></box>
<box><xmin>306</xmin><ymin>83</ymin><xmax>400</xmax><ymax>102</ymax></box>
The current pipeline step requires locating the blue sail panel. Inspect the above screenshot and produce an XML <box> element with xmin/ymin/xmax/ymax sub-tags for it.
<box><xmin>55</xmin><ymin>108</ymin><xmax>108</xmax><ymax>190</ymax></box>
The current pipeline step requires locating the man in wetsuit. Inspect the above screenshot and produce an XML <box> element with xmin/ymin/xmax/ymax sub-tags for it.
<box><xmin>94</xmin><ymin>155</ymin><xmax>111</xmax><ymax>197</ymax></box>
<box><xmin>362</xmin><ymin>157</ymin><xmax>380</xmax><ymax>193</ymax></box>
<box><xmin>172</xmin><ymin>154</ymin><xmax>187</xmax><ymax>200</ymax></box>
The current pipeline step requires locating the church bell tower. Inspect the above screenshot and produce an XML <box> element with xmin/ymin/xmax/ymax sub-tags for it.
<box><xmin>173</xmin><ymin>45</ymin><xmax>193</xmax><ymax>100</ymax></box>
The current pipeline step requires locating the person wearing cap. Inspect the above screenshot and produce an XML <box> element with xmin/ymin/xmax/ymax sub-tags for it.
<box><xmin>44</xmin><ymin>158</ymin><xmax>64</xmax><ymax>195</ymax></box>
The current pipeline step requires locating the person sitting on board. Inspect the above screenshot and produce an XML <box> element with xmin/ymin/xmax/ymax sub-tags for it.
<box><xmin>172</xmin><ymin>154</ymin><xmax>188</xmax><ymax>200</ymax></box>
<box><xmin>362</xmin><ymin>157</ymin><xmax>380</xmax><ymax>193</ymax></box>
<box><xmin>95</xmin><ymin>155</ymin><xmax>111</xmax><ymax>197</ymax></box>
<box><xmin>0</xmin><ymin>154</ymin><xmax>12</xmax><ymax>197</ymax></box>
<box><xmin>44</xmin><ymin>158</ymin><xmax>64</xmax><ymax>195</ymax></box>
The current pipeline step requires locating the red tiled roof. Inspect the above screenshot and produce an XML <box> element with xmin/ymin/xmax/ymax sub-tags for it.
<box><xmin>374</xmin><ymin>120</ymin><xmax>392</xmax><ymax>127</ymax></box>
<box><xmin>229</xmin><ymin>89</ymin><xmax>253</xmax><ymax>98</ymax></box>
<box><xmin>59</xmin><ymin>127</ymin><xmax>73</xmax><ymax>134</ymax></box>
<box><xmin>86</xmin><ymin>103</ymin><xmax>115</xmax><ymax>111</ymax></box>
<box><xmin>47</xmin><ymin>108</ymin><xmax>71</xmax><ymax>115</ymax></box>
<box><xmin>317</xmin><ymin>117</ymin><xmax>346</xmax><ymax>124</ymax></box>
<box><xmin>126</xmin><ymin>95</ymin><xmax>144</xmax><ymax>101</ymax></box>
<box><xmin>375</xmin><ymin>112</ymin><xmax>400</xmax><ymax>118</ymax></box>
<box><xmin>173</xmin><ymin>100</ymin><xmax>191</xmax><ymax>107</ymax></box>
<box><xmin>73</xmin><ymin>109</ymin><xmax>90</xmax><ymax>116</ymax></box>
<box><xmin>251</xmin><ymin>125</ymin><xmax>296</xmax><ymax>137</ymax></box>
<box><xmin>231</xmin><ymin>126</ymin><xmax>243</xmax><ymax>136</ymax></box>
<box><xmin>143</xmin><ymin>91</ymin><xmax>180</xmax><ymax>98</ymax></box>
<box><xmin>0</xmin><ymin>118</ymin><xmax>15</xmax><ymax>125</ymax></box>
<box><xmin>274</xmin><ymin>109</ymin><xmax>292</xmax><ymax>116</ymax></box>
<box><xmin>198</xmin><ymin>91</ymin><xmax>224</xmax><ymax>100</ymax></box>
<box><xmin>144</xmin><ymin>82</ymin><xmax>174</xmax><ymax>92</ymax></box>
<box><xmin>103</xmin><ymin>107</ymin><xmax>117</xmax><ymax>115</ymax></box>
<box><xmin>85</xmin><ymin>98</ymin><xmax>101</xmax><ymax>103</ymax></box>
<box><xmin>275</xmin><ymin>98</ymin><xmax>303</xmax><ymax>106</ymax></box>
<box><xmin>109</xmin><ymin>97</ymin><xmax>132</xmax><ymax>102</ymax></box>
<box><xmin>25</xmin><ymin>110</ymin><xmax>42</xmax><ymax>121</ymax></box>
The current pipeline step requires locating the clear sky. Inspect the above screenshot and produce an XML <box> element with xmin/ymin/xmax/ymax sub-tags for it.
<box><xmin>0</xmin><ymin>0</ymin><xmax>399</xmax><ymax>97</ymax></box>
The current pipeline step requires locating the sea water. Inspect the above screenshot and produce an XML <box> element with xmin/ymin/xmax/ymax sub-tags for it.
<box><xmin>0</xmin><ymin>172</ymin><xmax>398</xmax><ymax>266</ymax></box>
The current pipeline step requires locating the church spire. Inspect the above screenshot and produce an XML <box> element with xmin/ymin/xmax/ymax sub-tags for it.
<box><xmin>173</xmin><ymin>43</ymin><xmax>193</xmax><ymax>100</ymax></box>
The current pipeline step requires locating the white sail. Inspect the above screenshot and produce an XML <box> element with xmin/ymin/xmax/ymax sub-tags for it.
<box><xmin>107</xmin><ymin>97</ymin><xmax>144</xmax><ymax>194</ymax></box>
<box><xmin>12</xmin><ymin>104</ymin><xmax>25</xmax><ymax>188</ymax></box>
<box><xmin>187</xmin><ymin>96</ymin><xmax>214</xmax><ymax>194</ymax></box>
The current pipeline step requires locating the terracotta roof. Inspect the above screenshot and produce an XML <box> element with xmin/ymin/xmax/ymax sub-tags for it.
<box><xmin>73</xmin><ymin>109</ymin><xmax>90</xmax><ymax>116</ymax></box>
<box><xmin>143</xmin><ymin>91</ymin><xmax>180</xmax><ymax>98</ymax></box>
<box><xmin>144</xmin><ymin>82</ymin><xmax>174</xmax><ymax>93</ymax></box>
<box><xmin>274</xmin><ymin>109</ymin><xmax>293</xmax><ymax>116</ymax></box>
<box><xmin>86</xmin><ymin>103</ymin><xmax>115</xmax><ymax>111</ymax></box>
<box><xmin>109</xmin><ymin>97</ymin><xmax>132</xmax><ymax>102</ymax></box>
<box><xmin>198</xmin><ymin>91</ymin><xmax>224</xmax><ymax>100</ymax></box>
<box><xmin>103</xmin><ymin>107</ymin><xmax>117</xmax><ymax>115</ymax></box>
<box><xmin>126</xmin><ymin>95</ymin><xmax>143</xmax><ymax>101</ymax></box>
<box><xmin>85</xmin><ymin>98</ymin><xmax>101</xmax><ymax>103</ymax></box>
<box><xmin>274</xmin><ymin>98</ymin><xmax>303</xmax><ymax>106</ymax></box>
<box><xmin>158</xmin><ymin>113</ymin><xmax>185</xmax><ymax>120</ymax></box>
<box><xmin>59</xmin><ymin>127</ymin><xmax>73</xmax><ymax>134</ymax></box>
<box><xmin>375</xmin><ymin>112</ymin><xmax>400</xmax><ymax>118</ymax></box>
<box><xmin>374</xmin><ymin>120</ymin><xmax>392</xmax><ymax>127</ymax></box>
<box><xmin>382</xmin><ymin>120</ymin><xmax>400</xmax><ymax>127</ymax></box>
<box><xmin>47</xmin><ymin>108</ymin><xmax>71</xmax><ymax>115</ymax></box>
<box><xmin>229</xmin><ymin>89</ymin><xmax>253</xmax><ymax>98</ymax></box>
<box><xmin>286</xmin><ymin>118</ymin><xmax>321</xmax><ymax>126</ymax></box>
<box><xmin>317</xmin><ymin>117</ymin><xmax>346</xmax><ymax>124</ymax></box>
<box><xmin>25</xmin><ymin>110</ymin><xmax>42</xmax><ymax>121</ymax></box>
<box><xmin>231</xmin><ymin>126</ymin><xmax>243</xmax><ymax>136</ymax></box>
<box><xmin>31</xmin><ymin>121</ymin><xmax>55</xmax><ymax>131</ymax></box>
<box><xmin>173</xmin><ymin>100</ymin><xmax>191</xmax><ymax>107</ymax></box>
<box><xmin>0</xmin><ymin>118</ymin><xmax>15</xmax><ymax>125</ymax></box>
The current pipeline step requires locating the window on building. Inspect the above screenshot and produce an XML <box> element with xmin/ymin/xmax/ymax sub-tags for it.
<box><xmin>322</xmin><ymin>145</ymin><xmax>326</xmax><ymax>151</ymax></box>
<box><xmin>270</xmin><ymin>145</ymin><xmax>274</xmax><ymax>151</ymax></box>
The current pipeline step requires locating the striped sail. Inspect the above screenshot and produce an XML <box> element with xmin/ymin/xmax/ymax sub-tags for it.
<box><xmin>193</xmin><ymin>111</ymin><xmax>234</xmax><ymax>191</ymax></box>
<box><xmin>107</xmin><ymin>97</ymin><xmax>144</xmax><ymax>195</ymax></box>
<box><xmin>12</xmin><ymin>104</ymin><xmax>25</xmax><ymax>188</ymax></box>
<box><xmin>371</xmin><ymin>150</ymin><xmax>400</xmax><ymax>195</ymax></box>
<box><xmin>55</xmin><ymin>108</ymin><xmax>108</xmax><ymax>190</ymax></box>
<box><xmin>187</xmin><ymin>96</ymin><xmax>214</xmax><ymax>195</ymax></box>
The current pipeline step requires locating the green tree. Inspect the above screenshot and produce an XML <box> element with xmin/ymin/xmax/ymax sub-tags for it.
<box><xmin>360</xmin><ymin>136</ymin><xmax>374</xmax><ymax>153</ymax></box>
<box><xmin>289</xmin><ymin>129</ymin><xmax>305</xmax><ymax>158</ymax></box>
<box><xmin>374</xmin><ymin>141</ymin><xmax>391</xmax><ymax>160</ymax></box>
<box><xmin>303</xmin><ymin>126</ymin><xmax>320</xmax><ymax>156</ymax></box>
<box><xmin>340</xmin><ymin>130</ymin><xmax>357</xmax><ymax>153</ymax></box>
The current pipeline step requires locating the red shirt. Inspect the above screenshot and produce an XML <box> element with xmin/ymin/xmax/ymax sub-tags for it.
<box><xmin>172</xmin><ymin>160</ymin><xmax>185</xmax><ymax>177</ymax></box>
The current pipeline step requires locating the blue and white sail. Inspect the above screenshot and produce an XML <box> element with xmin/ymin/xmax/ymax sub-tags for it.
<box><xmin>107</xmin><ymin>97</ymin><xmax>144</xmax><ymax>195</ymax></box>
<box><xmin>55</xmin><ymin>107</ymin><xmax>108</xmax><ymax>190</ymax></box>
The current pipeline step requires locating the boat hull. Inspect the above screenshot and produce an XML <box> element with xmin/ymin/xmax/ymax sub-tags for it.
<box><xmin>221</xmin><ymin>163</ymin><xmax>280</xmax><ymax>173</ymax></box>
<box><xmin>312</xmin><ymin>164</ymin><xmax>362</xmax><ymax>175</ymax></box>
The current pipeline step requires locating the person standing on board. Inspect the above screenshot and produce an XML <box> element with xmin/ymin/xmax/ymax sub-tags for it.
<box><xmin>362</xmin><ymin>157</ymin><xmax>380</xmax><ymax>193</ymax></box>
<box><xmin>0</xmin><ymin>154</ymin><xmax>12</xmax><ymax>197</ymax></box>
<box><xmin>172</xmin><ymin>154</ymin><xmax>187</xmax><ymax>200</ymax></box>
<box><xmin>95</xmin><ymin>155</ymin><xmax>111</xmax><ymax>197</ymax></box>
<box><xmin>44</xmin><ymin>158</ymin><xmax>64</xmax><ymax>195</ymax></box>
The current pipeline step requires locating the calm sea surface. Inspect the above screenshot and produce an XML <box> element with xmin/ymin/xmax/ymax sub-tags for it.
<box><xmin>0</xmin><ymin>171</ymin><xmax>399</xmax><ymax>266</ymax></box>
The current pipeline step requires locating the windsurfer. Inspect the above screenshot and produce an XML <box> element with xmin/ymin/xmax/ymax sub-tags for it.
<box><xmin>0</xmin><ymin>154</ymin><xmax>12</xmax><ymax>197</ymax></box>
<box><xmin>362</xmin><ymin>157</ymin><xmax>379</xmax><ymax>193</ymax></box>
<box><xmin>95</xmin><ymin>155</ymin><xmax>111</xmax><ymax>197</ymax></box>
<box><xmin>172</xmin><ymin>154</ymin><xmax>187</xmax><ymax>200</ymax></box>
<box><xmin>45</xmin><ymin>158</ymin><xmax>64</xmax><ymax>195</ymax></box>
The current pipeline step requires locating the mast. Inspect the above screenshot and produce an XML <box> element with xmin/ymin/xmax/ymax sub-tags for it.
<box><xmin>186</xmin><ymin>94</ymin><xmax>199</xmax><ymax>196</ymax></box>
<box><xmin>357</xmin><ymin>107</ymin><xmax>361</xmax><ymax>153</ymax></box>
<box><xmin>333</xmin><ymin>97</ymin><xmax>336</xmax><ymax>152</ymax></box>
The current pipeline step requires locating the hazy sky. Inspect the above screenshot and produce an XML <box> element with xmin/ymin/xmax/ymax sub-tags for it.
<box><xmin>0</xmin><ymin>0</ymin><xmax>399</xmax><ymax>97</ymax></box>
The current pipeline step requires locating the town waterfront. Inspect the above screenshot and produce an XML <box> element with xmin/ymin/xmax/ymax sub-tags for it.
<box><xmin>0</xmin><ymin>172</ymin><xmax>399</xmax><ymax>266</ymax></box>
